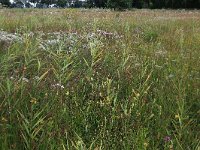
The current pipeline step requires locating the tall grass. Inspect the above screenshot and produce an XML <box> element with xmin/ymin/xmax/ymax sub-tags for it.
<box><xmin>0</xmin><ymin>9</ymin><xmax>200</xmax><ymax>149</ymax></box>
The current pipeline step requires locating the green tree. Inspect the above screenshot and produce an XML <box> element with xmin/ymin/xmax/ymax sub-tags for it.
<box><xmin>86</xmin><ymin>0</ymin><xmax>94</xmax><ymax>8</ymax></box>
<box><xmin>107</xmin><ymin>0</ymin><xmax>132</xmax><ymax>9</ymax></box>
<box><xmin>57</xmin><ymin>0</ymin><xmax>67</xmax><ymax>7</ymax></box>
<box><xmin>0</xmin><ymin>0</ymin><xmax>10</xmax><ymax>6</ymax></box>
<box><xmin>94</xmin><ymin>0</ymin><xmax>106</xmax><ymax>7</ymax></box>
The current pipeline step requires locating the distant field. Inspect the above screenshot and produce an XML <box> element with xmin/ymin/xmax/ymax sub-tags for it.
<box><xmin>0</xmin><ymin>9</ymin><xmax>200</xmax><ymax>149</ymax></box>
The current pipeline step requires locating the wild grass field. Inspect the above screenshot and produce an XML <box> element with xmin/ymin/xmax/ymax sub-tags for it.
<box><xmin>0</xmin><ymin>9</ymin><xmax>199</xmax><ymax>150</ymax></box>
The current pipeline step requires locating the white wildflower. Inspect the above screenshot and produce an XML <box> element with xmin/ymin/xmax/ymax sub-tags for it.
<box><xmin>52</xmin><ymin>83</ymin><xmax>65</xmax><ymax>89</ymax></box>
<box><xmin>168</xmin><ymin>74</ymin><xmax>174</xmax><ymax>78</ymax></box>
<box><xmin>33</xmin><ymin>76</ymin><xmax>40</xmax><ymax>80</ymax></box>
<box><xmin>22</xmin><ymin>77</ymin><xmax>29</xmax><ymax>83</ymax></box>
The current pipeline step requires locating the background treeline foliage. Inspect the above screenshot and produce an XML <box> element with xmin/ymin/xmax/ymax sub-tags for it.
<box><xmin>0</xmin><ymin>0</ymin><xmax>200</xmax><ymax>9</ymax></box>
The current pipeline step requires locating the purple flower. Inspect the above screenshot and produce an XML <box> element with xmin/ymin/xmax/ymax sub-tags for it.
<box><xmin>164</xmin><ymin>136</ymin><xmax>171</xmax><ymax>142</ymax></box>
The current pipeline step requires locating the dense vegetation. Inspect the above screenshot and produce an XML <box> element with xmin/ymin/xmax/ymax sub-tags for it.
<box><xmin>1</xmin><ymin>0</ymin><xmax>200</xmax><ymax>9</ymax></box>
<box><xmin>0</xmin><ymin>9</ymin><xmax>199</xmax><ymax>149</ymax></box>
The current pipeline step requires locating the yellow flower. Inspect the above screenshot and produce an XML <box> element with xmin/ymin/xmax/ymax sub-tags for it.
<box><xmin>2</xmin><ymin>117</ymin><xmax>8</xmax><ymax>122</ymax></box>
<box><xmin>99</xmin><ymin>92</ymin><xmax>103</xmax><ymax>97</ymax></box>
<box><xmin>136</xmin><ymin>93</ymin><xmax>140</xmax><ymax>97</ymax></box>
<box><xmin>169</xmin><ymin>144</ymin><xmax>173</xmax><ymax>150</ymax></box>
<box><xmin>175</xmin><ymin>114</ymin><xmax>180</xmax><ymax>119</ymax></box>
<box><xmin>66</xmin><ymin>91</ymin><xmax>69</xmax><ymax>96</ymax></box>
<box><xmin>30</xmin><ymin>98</ymin><xmax>37</xmax><ymax>104</ymax></box>
<box><xmin>144</xmin><ymin>142</ymin><xmax>148</xmax><ymax>147</ymax></box>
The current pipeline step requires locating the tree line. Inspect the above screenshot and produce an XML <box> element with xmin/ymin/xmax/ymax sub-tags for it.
<box><xmin>96</xmin><ymin>0</ymin><xmax>200</xmax><ymax>9</ymax></box>
<box><xmin>1</xmin><ymin>0</ymin><xmax>200</xmax><ymax>9</ymax></box>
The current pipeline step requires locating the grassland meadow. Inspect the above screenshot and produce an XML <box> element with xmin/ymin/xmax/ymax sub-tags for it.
<box><xmin>0</xmin><ymin>9</ymin><xmax>200</xmax><ymax>149</ymax></box>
